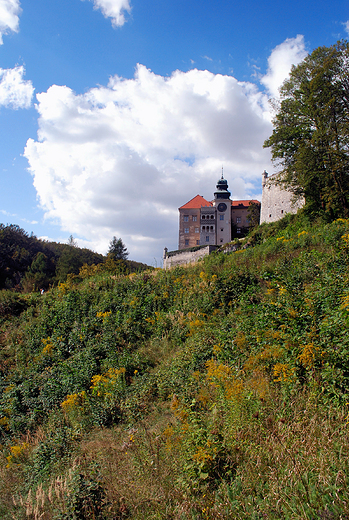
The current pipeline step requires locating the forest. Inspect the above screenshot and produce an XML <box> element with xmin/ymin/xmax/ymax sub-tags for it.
<box><xmin>0</xmin><ymin>224</ymin><xmax>148</xmax><ymax>291</ymax></box>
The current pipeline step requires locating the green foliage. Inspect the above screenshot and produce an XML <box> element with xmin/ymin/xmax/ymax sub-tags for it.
<box><xmin>57</xmin><ymin>471</ymin><xmax>107</xmax><ymax>520</ymax></box>
<box><xmin>1</xmin><ymin>215</ymin><xmax>349</xmax><ymax>518</ymax></box>
<box><xmin>264</xmin><ymin>40</ymin><xmax>349</xmax><ymax>220</ymax></box>
<box><xmin>0</xmin><ymin>223</ymin><xmax>104</xmax><ymax>290</ymax></box>
<box><xmin>0</xmin><ymin>290</ymin><xmax>27</xmax><ymax>321</ymax></box>
<box><xmin>108</xmin><ymin>236</ymin><xmax>129</xmax><ymax>261</ymax></box>
<box><xmin>247</xmin><ymin>200</ymin><xmax>261</xmax><ymax>229</ymax></box>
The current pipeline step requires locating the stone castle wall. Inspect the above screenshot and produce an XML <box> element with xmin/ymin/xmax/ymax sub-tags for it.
<box><xmin>260</xmin><ymin>171</ymin><xmax>304</xmax><ymax>224</ymax></box>
<box><xmin>163</xmin><ymin>245</ymin><xmax>218</xmax><ymax>269</ymax></box>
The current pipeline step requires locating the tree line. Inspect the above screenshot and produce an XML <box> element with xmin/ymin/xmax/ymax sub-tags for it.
<box><xmin>0</xmin><ymin>225</ymin><xmax>146</xmax><ymax>292</ymax></box>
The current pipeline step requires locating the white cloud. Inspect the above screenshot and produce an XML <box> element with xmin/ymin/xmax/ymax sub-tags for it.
<box><xmin>261</xmin><ymin>35</ymin><xmax>307</xmax><ymax>98</ymax></box>
<box><xmin>0</xmin><ymin>65</ymin><xmax>34</xmax><ymax>108</ymax></box>
<box><xmin>86</xmin><ymin>0</ymin><xmax>131</xmax><ymax>27</ymax></box>
<box><xmin>0</xmin><ymin>0</ymin><xmax>21</xmax><ymax>44</ymax></box>
<box><xmin>345</xmin><ymin>20</ymin><xmax>349</xmax><ymax>35</ymax></box>
<box><xmin>24</xmin><ymin>38</ymin><xmax>307</xmax><ymax>264</ymax></box>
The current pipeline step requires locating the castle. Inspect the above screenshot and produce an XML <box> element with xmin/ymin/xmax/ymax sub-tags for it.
<box><xmin>178</xmin><ymin>173</ymin><xmax>260</xmax><ymax>250</ymax></box>
<box><xmin>163</xmin><ymin>170</ymin><xmax>303</xmax><ymax>268</ymax></box>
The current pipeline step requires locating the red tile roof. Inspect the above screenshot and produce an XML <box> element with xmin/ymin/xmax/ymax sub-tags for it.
<box><xmin>179</xmin><ymin>197</ymin><xmax>260</xmax><ymax>210</ymax></box>
<box><xmin>179</xmin><ymin>195</ymin><xmax>212</xmax><ymax>209</ymax></box>
<box><xmin>231</xmin><ymin>199</ymin><xmax>260</xmax><ymax>208</ymax></box>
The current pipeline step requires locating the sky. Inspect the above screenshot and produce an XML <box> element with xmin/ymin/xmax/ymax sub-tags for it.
<box><xmin>0</xmin><ymin>0</ymin><xmax>348</xmax><ymax>266</ymax></box>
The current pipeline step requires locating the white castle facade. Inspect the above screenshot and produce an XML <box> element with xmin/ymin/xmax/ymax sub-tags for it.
<box><xmin>260</xmin><ymin>170</ymin><xmax>304</xmax><ymax>224</ymax></box>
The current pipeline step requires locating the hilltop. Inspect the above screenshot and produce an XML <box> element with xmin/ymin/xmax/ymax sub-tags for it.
<box><xmin>1</xmin><ymin>212</ymin><xmax>349</xmax><ymax>519</ymax></box>
<box><xmin>0</xmin><ymin>224</ymin><xmax>149</xmax><ymax>291</ymax></box>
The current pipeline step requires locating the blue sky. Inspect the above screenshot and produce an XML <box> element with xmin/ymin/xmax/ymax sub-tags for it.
<box><xmin>0</xmin><ymin>0</ymin><xmax>348</xmax><ymax>265</ymax></box>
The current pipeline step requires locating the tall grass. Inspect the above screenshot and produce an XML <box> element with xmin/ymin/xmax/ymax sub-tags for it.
<box><xmin>1</xmin><ymin>215</ymin><xmax>349</xmax><ymax>518</ymax></box>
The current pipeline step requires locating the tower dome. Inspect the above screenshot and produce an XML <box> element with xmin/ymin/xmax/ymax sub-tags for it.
<box><xmin>214</xmin><ymin>170</ymin><xmax>231</xmax><ymax>200</ymax></box>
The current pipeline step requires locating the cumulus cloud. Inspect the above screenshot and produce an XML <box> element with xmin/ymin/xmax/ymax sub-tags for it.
<box><xmin>0</xmin><ymin>65</ymin><xmax>34</xmax><ymax>108</ymax></box>
<box><xmin>86</xmin><ymin>0</ymin><xmax>131</xmax><ymax>27</ymax></box>
<box><xmin>345</xmin><ymin>20</ymin><xmax>349</xmax><ymax>35</ymax></box>
<box><xmin>261</xmin><ymin>35</ymin><xmax>307</xmax><ymax>98</ymax></box>
<box><xmin>0</xmin><ymin>0</ymin><xmax>21</xmax><ymax>44</ymax></box>
<box><xmin>24</xmin><ymin>38</ymin><xmax>307</xmax><ymax>263</ymax></box>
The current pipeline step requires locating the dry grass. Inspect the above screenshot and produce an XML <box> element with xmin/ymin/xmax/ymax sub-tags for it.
<box><xmin>210</xmin><ymin>395</ymin><xmax>349</xmax><ymax>519</ymax></box>
<box><xmin>77</xmin><ymin>408</ymin><xmax>183</xmax><ymax>519</ymax></box>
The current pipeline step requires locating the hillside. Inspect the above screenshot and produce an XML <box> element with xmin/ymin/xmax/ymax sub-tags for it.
<box><xmin>0</xmin><ymin>224</ymin><xmax>149</xmax><ymax>291</ymax></box>
<box><xmin>1</xmin><ymin>213</ymin><xmax>349</xmax><ymax>519</ymax></box>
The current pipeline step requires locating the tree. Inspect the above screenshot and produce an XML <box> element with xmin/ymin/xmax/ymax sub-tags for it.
<box><xmin>56</xmin><ymin>248</ymin><xmax>83</xmax><ymax>282</ymax></box>
<box><xmin>68</xmin><ymin>235</ymin><xmax>78</xmax><ymax>248</ymax></box>
<box><xmin>247</xmin><ymin>201</ymin><xmax>261</xmax><ymax>229</ymax></box>
<box><xmin>264</xmin><ymin>41</ymin><xmax>349</xmax><ymax>219</ymax></box>
<box><xmin>108</xmin><ymin>237</ymin><xmax>129</xmax><ymax>261</ymax></box>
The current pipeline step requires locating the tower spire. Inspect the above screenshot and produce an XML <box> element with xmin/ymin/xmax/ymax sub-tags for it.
<box><xmin>214</xmin><ymin>169</ymin><xmax>230</xmax><ymax>200</ymax></box>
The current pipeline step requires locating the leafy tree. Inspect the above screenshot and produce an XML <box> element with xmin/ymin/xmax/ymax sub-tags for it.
<box><xmin>247</xmin><ymin>201</ymin><xmax>261</xmax><ymax>229</ymax></box>
<box><xmin>264</xmin><ymin>41</ymin><xmax>349</xmax><ymax>219</ymax></box>
<box><xmin>108</xmin><ymin>237</ymin><xmax>129</xmax><ymax>261</ymax></box>
<box><xmin>23</xmin><ymin>252</ymin><xmax>51</xmax><ymax>291</ymax></box>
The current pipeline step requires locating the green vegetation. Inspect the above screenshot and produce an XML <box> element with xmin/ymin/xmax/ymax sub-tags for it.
<box><xmin>0</xmin><ymin>224</ymin><xmax>148</xmax><ymax>291</ymax></box>
<box><xmin>108</xmin><ymin>237</ymin><xmax>129</xmax><ymax>261</ymax></box>
<box><xmin>264</xmin><ymin>40</ymin><xmax>349</xmax><ymax>220</ymax></box>
<box><xmin>1</xmin><ymin>212</ymin><xmax>349</xmax><ymax>518</ymax></box>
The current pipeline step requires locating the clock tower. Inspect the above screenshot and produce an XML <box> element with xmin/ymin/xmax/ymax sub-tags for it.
<box><xmin>213</xmin><ymin>172</ymin><xmax>232</xmax><ymax>245</ymax></box>
<box><xmin>199</xmin><ymin>171</ymin><xmax>232</xmax><ymax>246</ymax></box>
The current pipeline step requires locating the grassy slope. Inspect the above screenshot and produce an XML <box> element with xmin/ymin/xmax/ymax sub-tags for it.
<box><xmin>1</xmin><ymin>214</ymin><xmax>349</xmax><ymax>519</ymax></box>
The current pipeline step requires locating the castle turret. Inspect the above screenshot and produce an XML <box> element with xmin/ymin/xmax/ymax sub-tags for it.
<box><xmin>262</xmin><ymin>169</ymin><xmax>268</xmax><ymax>188</ymax></box>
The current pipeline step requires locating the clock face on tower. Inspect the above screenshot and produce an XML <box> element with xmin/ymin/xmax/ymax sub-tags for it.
<box><xmin>217</xmin><ymin>202</ymin><xmax>227</xmax><ymax>212</ymax></box>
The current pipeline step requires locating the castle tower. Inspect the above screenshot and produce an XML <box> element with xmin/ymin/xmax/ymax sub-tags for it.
<box><xmin>200</xmin><ymin>170</ymin><xmax>232</xmax><ymax>246</ymax></box>
<box><xmin>213</xmin><ymin>171</ymin><xmax>232</xmax><ymax>245</ymax></box>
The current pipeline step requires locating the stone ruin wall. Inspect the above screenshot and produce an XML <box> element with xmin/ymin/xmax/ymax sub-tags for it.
<box><xmin>163</xmin><ymin>245</ymin><xmax>218</xmax><ymax>269</ymax></box>
<box><xmin>260</xmin><ymin>172</ymin><xmax>304</xmax><ymax>224</ymax></box>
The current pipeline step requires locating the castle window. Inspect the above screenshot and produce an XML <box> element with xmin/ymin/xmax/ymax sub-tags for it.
<box><xmin>281</xmin><ymin>210</ymin><xmax>284</xmax><ymax>214</ymax></box>
<box><xmin>210</xmin><ymin>215</ymin><xmax>214</xmax><ymax>219</ymax></box>
<box><xmin>202</xmin><ymin>215</ymin><xmax>206</xmax><ymax>220</ymax></box>
<box><xmin>196</xmin><ymin>240</ymin><xmax>200</xmax><ymax>245</ymax></box>
<box><xmin>210</xmin><ymin>226</ymin><xmax>213</xmax><ymax>231</ymax></box>
<box><xmin>195</xmin><ymin>227</ymin><xmax>199</xmax><ymax>233</ymax></box>
<box><xmin>184</xmin><ymin>228</ymin><xmax>189</xmax><ymax>233</ymax></box>
<box><xmin>184</xmin><ymin>215</ymin><xmax>189</xmax><ymax>222</ymax></box>
<box><xmin>221</xmin><ymin>228</ymin><xmax>223</xmax><ymax>232</ymax></box>
<box><xmin>236</xmin><ymin>217</ymin><xmax>241</xmax><ymax>223</ymax></box>
<box><xmin>237</xmin><ymin>228</ymin><xmax>241</xmax><ymax>234</ymax></box>
<box><xmin>192</xmin><ymin>215</ymin><xmax>197</xmax><ymax>222</ymax></box>
<box><xmin>220</xmin><ymin>239</ymin><xmax>223</xmax><ymax>243</ymax></box>
<box><xmin>206</xmin><ymin>236</ymin><xmax>209</xmax><ymax>242</ymax></box>
<box><xmin>185</xmin><ymin>239</ymin><xmax>189</xmax><ymax>246</ymax></box>
<box><xmin>220</xmin><ymin>215</ymin><xmax>224</xmax><ymax>221</ymax></box>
